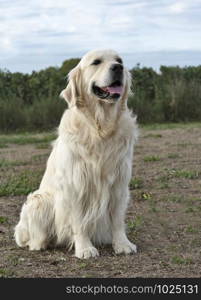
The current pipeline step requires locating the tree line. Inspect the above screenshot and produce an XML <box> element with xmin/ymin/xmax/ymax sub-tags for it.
<box><xmin>0</xmin><ymin>60</ymin><xmax>201</xmax><ymax>132</ymax></box>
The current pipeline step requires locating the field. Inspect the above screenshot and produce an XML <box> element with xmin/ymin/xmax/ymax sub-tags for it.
<box><xmin>0</xmin><ymin>123</ymin><xmax>201</xmax><ymax>278</ymax></box>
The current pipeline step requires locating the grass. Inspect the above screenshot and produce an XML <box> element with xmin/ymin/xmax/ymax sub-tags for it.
<box><xmin>0</xmin><ymin>268</ymin><xmax>14</xmax><ymax>278</ymax></box>
<box><xmin>0</xmin><ymin>132</ymin><xmax>56</xmax><ymax>145</ymax></box>
<box><xmin>129</xmin><ymin>177</ymin><xmax>143</xmax><ymax>190</ymax></box>
<box><xmin>35</xmin><ymin>143</ymin><xmax>50</xmax><ymax>149</ymax></box>
<box><xmin>0</xmin><ymin>155</ymin><xmax>48</xmax><ymax>168</ymax></box>
<box><xmin>144</xmin><ymin>133</ymin><xmax>162</xmax><ymax>138</ymax></box>
<box><xmin>0</xmin><ymin>169</ymin><xmax>43</xmax><ymax>196</ymax></box>
<box><xmin>0</xmin><ymin>159</ymin><xmax>29</xmax><ymax>168</ymax></box>
<box><xmin>149</xmin><ymin>199</ymin><xmax>159</xmax><ymax>212</ymax></box>
<box><xmin>79</xmin><ymin>263</ymin><xmax>88</xmax><ymax>269</ymax></box>
<box><xmin>167</xmin><ymin>153</ymin><xmax>180</xmax><ymax>159</ymax></box>
<box><xmin>177</xmin><ymin>142</ymin><xmax>192</xmax><ymax>147</ymax></box>
<box><xmin>160</xmin><ymin>194</ymin><xmax>201</xmax><ymax>206</ymax></box>
<box><xmin>127</xmin><ymin>216</ymin><xmax>143</xmax><ymax>234</ymax></box>
<box><xmin>143</xmin><ymin>155</ymin><xmax>161</xmax><ymax>162</ymax></box>
<box><xmin>0</xmin><ymin>216</ymin><xmax>8</xmax><ymax>224</ymax></box>
<box><xmin>188</xmin><ymin>197</ymin><xmax>201</xmax><ymax>203</ymax></box>
<box><xmin>173</xmin><ymin>169</ymin><xmax>200</xmax><ymax>179</ymax></box>
<box><xmin>158</xmin><ymin>169</ymin><xmax>201</xmax><ymax>182</ymax></box>
<box><xmin>171</xmin><ymin>256</ymin><xmax>193</xmax><ymax>265</ymax></box>
<box><xmin>166</xmin><ymin>195</ymin><xmax>184</xmax><ymax>203</ymax></box>
<box><xmin>158</xmin><ymin>182</ymin><xmax>170</xmax><ymax>189</ymax></box>
<box><xmin>8</xmin><ymin>256</ymin><xmax>20</xmax><ymax>266</ymax></box>
<box><xmin>142</xmin><ymin>122</ymin><xmax>201</xmax><ymax>130</ymax></box>
<box><xmin>0</xmin><ymin>143</ymin><xmax>8</xmax><ymax>148</ymax></box>
<box><xmin>158</xmin><ymin>175</ymin><xmax>169</xmax><ymax>182</ymax></box>
<box><xmin>185</xmin><ymin>206</ymin><xmax>201</xmax><ymax>213</ymax></box>
<box><xmin>31</xmin><ymin>153</ymin><xmax>48</xmax><ymax>162</ymax></box>
<box><xmin>185</xmin><ymin>226</ymin><xmax>199</xmax><ymax>234</ymax></box>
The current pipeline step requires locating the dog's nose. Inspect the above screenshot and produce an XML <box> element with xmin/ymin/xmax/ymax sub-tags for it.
<box><xmin>110</xmin><ymin>63</ymin><xmax>123</xmax><ymax>74</ymax></box>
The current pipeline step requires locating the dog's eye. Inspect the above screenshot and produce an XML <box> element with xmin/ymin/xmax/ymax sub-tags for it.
<box><xmin>116</xmin><ymin>57</ymin><xmax>123</xmax><ymax>64</ymax></box>
<box><xmin>92</xmin><ymin>59</ymin><xmax>102</xmax><ymax>65</ymax></box>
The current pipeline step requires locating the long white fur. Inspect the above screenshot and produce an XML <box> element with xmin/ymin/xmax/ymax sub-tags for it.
<box><xmin>14</xmin><ymin>49</ymin><xmax>138</xmax><ymax>259</ymax></box>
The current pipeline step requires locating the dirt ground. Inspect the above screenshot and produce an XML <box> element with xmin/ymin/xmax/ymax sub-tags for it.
<box><xmin>0</xmin><ymin>125</ymin><xmax>201</xmax><ymax>278</ymax></box>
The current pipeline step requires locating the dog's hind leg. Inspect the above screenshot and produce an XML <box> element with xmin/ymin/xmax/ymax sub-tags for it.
<box><xmin>14</xmin><ymin>191</ymin><xmax>55</xmax><ymax>251</ymax></box>
<box><xmin>14</xmin><ymin>201</ymin><xmax>30</xmax><ymax>248</ymax></box>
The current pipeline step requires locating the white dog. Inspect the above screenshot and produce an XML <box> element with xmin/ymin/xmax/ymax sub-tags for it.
<box><xmin>14</xmin><ymin>49</ymin><xmax>138</xmax><ymax>259</ymax></box>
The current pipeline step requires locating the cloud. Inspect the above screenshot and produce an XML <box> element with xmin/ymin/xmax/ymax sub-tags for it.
<box><xmin>0</xmin><ymin>0</ymin><xmax>201</xmax><ymax>72</ymax></box>
<box><xmin>169</xmin><ymin>2</ymin><xmax>187</xmax><ymax>14</ymax></box>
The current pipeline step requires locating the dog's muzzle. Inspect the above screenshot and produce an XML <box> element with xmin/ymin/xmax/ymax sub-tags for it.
<box><xmin>92</xmin><ymin>79</ymin><xmax>124</xmax><ymax>100</ymax></box>
<box><xmin>92</xmin><ymin>63</ymin><xmax>124</xmax><ymax>101</ymax></box>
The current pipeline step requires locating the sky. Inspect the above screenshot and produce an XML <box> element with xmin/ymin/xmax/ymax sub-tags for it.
<box><xmin>0</xmin><ymin>0</ymin><xmax>201</xmax><ymax>73</ymax></box>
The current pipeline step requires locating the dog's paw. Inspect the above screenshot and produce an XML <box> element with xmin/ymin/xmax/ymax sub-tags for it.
<box><xmin>113</xmin><ymin>239</ymin><xmax>137</xmax><ymax>255</ymax></box>
<box><xmin>28</xmin><ymin>240</ymin><xmax>47</xmax><ymax>251</ymax></box>
<box><xmin>14</xmin><ymin>225</ymin><xmax>29</xmax><ymax>248</ymax></box>
<box><xmin>75</xmin><ymin>246</ymin><xmax>99</xmax><ymax>259</ymax></box>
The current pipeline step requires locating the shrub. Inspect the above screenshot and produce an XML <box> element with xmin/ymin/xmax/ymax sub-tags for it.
<box><xmin>0</xmin><ymin>62</ymin><xmax>201</xmax><ymax>131</ymax></box>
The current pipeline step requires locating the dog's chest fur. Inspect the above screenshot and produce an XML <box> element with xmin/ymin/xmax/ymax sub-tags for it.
<box><xmin>47</xmin><ymin>108</ymin><xmax>137</xmax><ymax>201</ymax></box>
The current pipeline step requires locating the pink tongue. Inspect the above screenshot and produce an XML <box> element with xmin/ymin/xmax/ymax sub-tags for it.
<box><xmin>103</xmin><ymin>86</ymin><xmax>123</xmax><ymax>94</ymax></box>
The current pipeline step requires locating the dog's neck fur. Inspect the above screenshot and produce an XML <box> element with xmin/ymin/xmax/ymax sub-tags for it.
<box><xmin>59</xmin><ymin>81</ymin><xmax>128</xmax><ymax>141</ymax></box>
<box><xmin>74</xmin><ymin>81</ymin><xmax>128</xmax><ymax>139</ymax></box>
<box><xmin>78</xmin><ymin>96</ymin><xmax>122</xmax><ymax>138</ymax></box>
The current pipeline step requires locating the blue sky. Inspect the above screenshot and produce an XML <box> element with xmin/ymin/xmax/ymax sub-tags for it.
<box><xmin>0</xmin><ymin>0</ymin><xmax>201</xmax><ymax>73</ymax></box>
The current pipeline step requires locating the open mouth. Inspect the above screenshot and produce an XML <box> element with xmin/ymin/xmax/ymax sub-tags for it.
<box><xmin>92</xmin><ymin>80</ymin><xmax>123</xmax><ymax>100</ymax></box>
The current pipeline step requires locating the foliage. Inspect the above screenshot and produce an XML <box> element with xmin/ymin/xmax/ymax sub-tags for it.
<box><xmin>0</xmin><ymin>59</ymin><xmax>80</xmax><ymax>132</ymax></box>
<box><xmin>129</xmin><ymin>64</ymin><xmax>201</xmax><ymax>123</ymax></box>
<box><xmin>0</xmin><ymin>60</ymin><xmax>201</xmax><ymax>131</ymax></box>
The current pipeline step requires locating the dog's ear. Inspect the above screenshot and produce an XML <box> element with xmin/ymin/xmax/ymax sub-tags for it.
<box><xmin>60</xmin><ymin>66</ymin><xmax>84</xmax><ymax>108</ymax></box>
<box><xmin>120</xmin><ymin>70</ymin><xmax>131</xmax><ymax>111</ymax></box>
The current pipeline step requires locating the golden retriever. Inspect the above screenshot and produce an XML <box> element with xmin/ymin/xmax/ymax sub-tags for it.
<box><xmin>14</xmin><ymin>49</ymin><xmax>138</xmax><ymax>259</ymax></box>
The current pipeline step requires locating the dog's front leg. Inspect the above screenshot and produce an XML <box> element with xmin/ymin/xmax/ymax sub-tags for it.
<box><xmin>70</xmin><ymin>202</ymin><xmax>99</xmax><ymax>259</ymax></box>
<box><xmin>111</xmin><ymin>186</ymin><xmax>137</xmax><ymax>255</ymax></box>
<box><xmin>55</xmin><ymin>196</ymin><xmax>99</xmax><ymax>259</ymax></box>
<box><xmin>74</xmin><ymin>231</ymin><xmax>99</xmax><ymax>259</ymax></box>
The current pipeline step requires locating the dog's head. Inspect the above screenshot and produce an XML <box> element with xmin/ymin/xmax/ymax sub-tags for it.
<box><xmin>61</xmin><ymin>49</ymin><xmax>131</xmax><ymax>107</ymax></box>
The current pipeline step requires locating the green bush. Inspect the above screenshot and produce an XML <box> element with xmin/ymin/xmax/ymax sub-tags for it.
<box><xmin>128</xmin><ymin>64</ymin><xmax>201</xmax><ymax>123</ymax></box>
<box><xmin>0</xmin><ymin>61</ymin><xmax>201</xmax><ymax>132</ymax></box>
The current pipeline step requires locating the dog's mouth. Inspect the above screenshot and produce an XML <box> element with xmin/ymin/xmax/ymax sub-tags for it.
<box><xmin>92</xmin><ymin>80</ymin><xmax>123</xmax><ymax>100</ymax></box>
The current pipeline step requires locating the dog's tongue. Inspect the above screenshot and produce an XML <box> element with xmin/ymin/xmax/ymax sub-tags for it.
<box><xmin>103</xmin><ymin>86</ymin><xmax>123</xmax><ymax>94</ymax></box>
